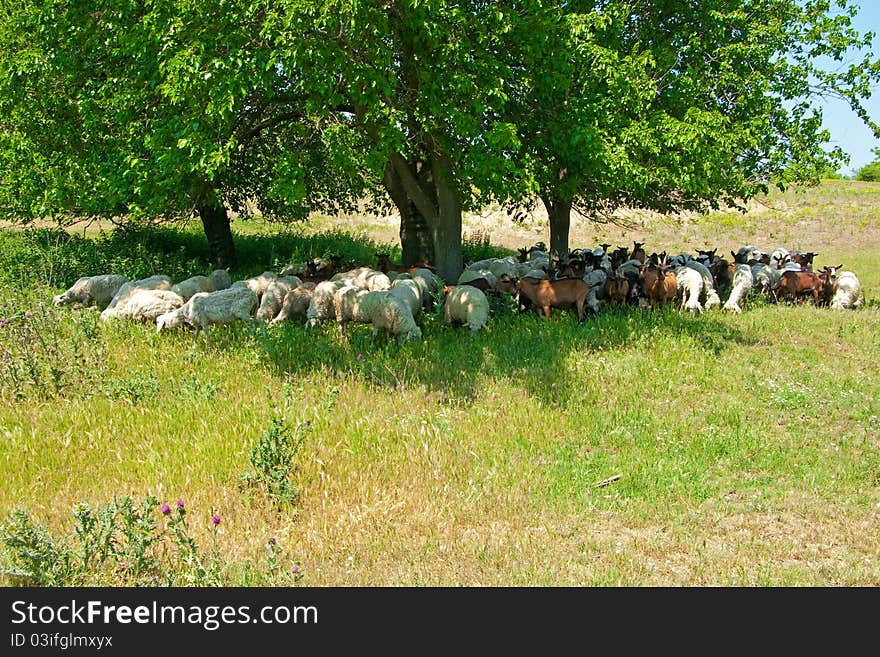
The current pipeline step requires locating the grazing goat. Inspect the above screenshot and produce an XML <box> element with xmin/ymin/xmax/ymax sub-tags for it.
<box><xmin>516</xmin><ymin>276</ymin><xmax>591</xmax><ymax>322</ymax></box>
<box><xmin>376</xmin><ymin>253</ymin><xmax>435</xmax><ymax>275</ymax></box>
<box><xmin>640</xmin><ymin>260</ymin><xmax>677</xmax><ymax>309</ymax></box>
<box><xmin>776</xmin><ymin>269</ymin><xmax>825</xmax><ymax>305</ymax></box>
<box><xmin>790</xmin><ymin>251</ymin><xmax>817</xmax><ymax>271</ymax></box>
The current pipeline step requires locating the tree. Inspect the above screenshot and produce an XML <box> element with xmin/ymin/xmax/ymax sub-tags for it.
<box><xmin>855</xmin><ymin>148</ymin><xmax>880</xmax><ymax>181</ymax></box>
<box><xmin>504</xmin><ymin>0</ymin><xmax>880</xmax><ymax>257</ymax></box>
<box><xmin>0</xmin><ymin>0</ymin><xmax>378</xmax><ymax>269</ymax></box>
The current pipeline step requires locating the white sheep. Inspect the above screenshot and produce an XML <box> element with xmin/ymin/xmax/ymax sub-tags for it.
<box><xmin>271</xmin><ymin>284</ymin><xmax>316</xmax><ymax>324</ymax></box>
<box><xmin>101</xmin><ymin>275</ymin><xmax>173</xmax><ymax>321</ymax></box>
<box><xmin>156</xmin><ymin>285</ymin><xmax>259</xmax><ymax>340</ymax></box>
<box><xmin>830</xmin><ymin>271</ymin><xmax>863</xmax><ymax>310</ymax></box>
<box><xmin>171</xmin><ymin>272</ymin><xmax>232</xmax><ymax>302</ymax></box>
<box><xmin>333</xmin><ymin>284</ymin><xmax>371</xmax><ymax>335</ymax></box>
<box><xmin>443</xmin><ymin>285</ymin><xmax>489</xmax><ymax>335</ymax></box>
<box><xmin>389</xmin><ymin>278</ymin><xmax>423</xmax><ymax>318</ymax></box>
<box><xmin>101</xmin><ymin>289</ymin><xmax>184</xmax><ymax>323</ymax></box>
<box><xmin>231</xmin><ymin>271</ymin><xmax>277</xmax><ymax>300</ymax></box>
<box><xmin>256</xmin><ymin>276</ymin><xmax>303</xmax><ymax>322</ymax></box>
<box><xmin>684</xmin><ymin>261</ymin><xmax>721</xmax><ymax>310</ymax></box>
<box><xmin>306</xmin><ymin>280</ymin><xmax>347</xmax><ymax>328</ymax></box>
<box><xmin>722</xmin><ymin>264</ymin><xmax>754</xmax><ymax>313</ymax></box>
<box><xmin>750</xmin><ymin>263</ymin><xmax>781</xmax><ymax>299</ymax></box>
<box><xmin>359</xmin><ymin>291</ymin><xmax>422</xmax><ymax>344</ymax></box>
<box><xmin>53</xmin><ymin>274</ymin><xmax>128</xmax><ymax>308</ymax></box>
<box><xmin>457</xmin><ymin>269</ymin><xmax>497</xmax><ymax>289</ymax></box>
<box><xmin>675</xmin><ymin>266</ymin><xmax>704</xmax><ymax>314</ymax></box>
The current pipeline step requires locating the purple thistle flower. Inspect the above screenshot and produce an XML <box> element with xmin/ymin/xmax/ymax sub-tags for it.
<box><xmin>356</xmin><ymin>353</ymin><xmax>363</xmax><ymax>361</ymax></box>
<box><xmin>212</xmin><ymin>515</ymin><xmax>221</xmax><ymax>525</ymax></box>
<box><xmin>291</xmin><ymin>565</ymin><xmax>300</xmax><ymax>574</ymax></box>
<box><xmin>176</xmin><ymin>499</ymin><xmax>185</xmax><ymax>512</ymax></box>
<box><xmin>161</xmin><ymin>504</ymin><xmax>171</xmax><ymax>515</ymax></box>
<box><xmin>23</xmin><ymin>312</ymin><xmax>32</xmax><ymax>319</ymax></box>
<box><xmin>268</xmin><ymin>537</ymin><xmax>277</xmax><ymax>545</ymax></box>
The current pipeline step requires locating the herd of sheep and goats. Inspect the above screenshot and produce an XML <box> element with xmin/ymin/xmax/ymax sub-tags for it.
<box><xmin>51</xmin><ymin>240</ymin><xmax>865</xmax><ymax>344</ymax></box>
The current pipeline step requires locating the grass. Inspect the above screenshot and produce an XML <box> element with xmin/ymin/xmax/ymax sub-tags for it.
<box><xmin>1</xmin><ymin>180</ymin><xmax>879</xmax><ymax>586</ymax></box>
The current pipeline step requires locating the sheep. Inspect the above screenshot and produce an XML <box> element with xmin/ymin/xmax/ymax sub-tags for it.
<box><xmin>305</xmin><ymin>280</ymin><xmax>347</xmax><ymax>328</ymax></box>
<box><xmin>684</xmin><ymin>261</ymin><xmax>722</xmax><ymax>309</ymax></box>
<box><xmin>358</xmin><ymin>291</ymin><xmax>422</xmax><ymax>344</ymax></box>
<box><xmin>722</xmin><ymin>264</ymin><xmax>754</xmax><ymax>313</ymax></box>
<box><xmin>583</xmin><ymin>268</ymin><xmax>607</xmax><ymax>314</ymax></box>
<box><xmin>457</xmin><ymin>269</ymin><xmax>497</xmax><ymax>292</ymax></box>
<box><xmin>829</xmin><ymin>271</ymin><xmax>863</xmax><ymax>310</ymax></box>
<box><xmin>171</xmin><ymin>269</ymin><xmax>231</xmax><ymax>302</ymax></box>
<box><xmin>52</xmin><ymin>274</ymin><xmax>128</xmax><ymax>309</ymax></box>
<box><xmin>442</xmin><ymin>285</ymin><xmax>489</xmax><ymax>334</ymax></box>
<box><xmin>256</xmin><ymin>276</ymin><xmax>302</xmax><ymax>322</ymax></box>
<box><xmin>101</xmin><ymin>275</ymin><xmax>172</xmax><ymax>321</ymax></box>
<box><xmin>389</xmin><ymin>279</ymin><xmax>423</xmax><ymax>318</ymax></box>
<box><xmin>516</xmin><ymin>276</ymin><xmax>591</xmax><ymax>321</ymax></box>
<box><xmin>750</xmin><ymin>263</ymin><xmax>781</xmax><ymax>300</ymax></box>
<box><xmin>674</xmin><ymin>266</ymin><xmax>704</xmax><ymax>314</ymax></box>
<box><xmin>156</xmin><ymin>285</ymin><xmax>259</xmax><ymax>340</ymax></box>
<box><xmin>231</xmin><ymin>271</ymin><xmax>277</xmax><ymax>300</ymax></box>
<box><xmin>333</xmin><ymin>284</ymin><xmax>371</xmax><ymax>336</ymax></box>
<box><xmin>271</xmin><ymin>283</ymin><xmax>316</xmax><ymax>324</ymax></box>
<box><xmin>101</xmin><ymin>289</ymin><xmax>184</xmax><ymax>323</ymax></box>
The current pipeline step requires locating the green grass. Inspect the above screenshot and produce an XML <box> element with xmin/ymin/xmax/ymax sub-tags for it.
<box><xmin>2</xmin><ymin>180</ymin><xmax>880</xmax><ymax>586</ymax></box>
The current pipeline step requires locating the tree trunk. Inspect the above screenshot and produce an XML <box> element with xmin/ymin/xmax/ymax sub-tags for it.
<box><xmin>199</xmin><ymin>201</ymin><xmax>236</xmax><ymax>270</ymax></box>
<box><xmin>384</xmin><ymin>150</ymin><xmax>466</xmax><ymax>283</ymax></box>
<box><xmin>384</xmin><ymin>162</ymin><xmax>433</xmax><ymax>266</ymax></box>
<box><xmin>430</xmin><ymin>151</ymin><xmax>463</xmax><ymax>284</ymax></box>
<box><xmin>541</xmin><ymin>193</ymin><xmax>572</xmax><ymax>260</ymax></box>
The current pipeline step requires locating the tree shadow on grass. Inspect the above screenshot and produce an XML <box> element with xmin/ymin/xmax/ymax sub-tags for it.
<box><xmin>219</xmin><ymin>302</ymin><xmax>756</xmax><ymax>408</ymax></box>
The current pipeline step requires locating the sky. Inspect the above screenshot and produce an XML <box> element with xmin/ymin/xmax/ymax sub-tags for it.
<box><xmin>816</xmin><ymin>1</ymin><xmax>880</xmax><ymax>175</ymax></box>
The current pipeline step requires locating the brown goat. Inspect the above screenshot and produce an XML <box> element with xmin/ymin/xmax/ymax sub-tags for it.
<box><xmin>641</xmin><ymin>261</ymin><xmax>677</xmax><ymax>309</ymax></box>
<box><xmin>604</xmin><ymin>268</ymin><xmax>630</xmax><ymax>307</ymax></box>
<box><xmin>516</xmin><ymin>276</ymin><xmax>591</xmax><ymax>322</ymax></box>
<box><xmin>776</xmin><ymin>270</ymin><xmax>825</xmax><ymax>305</ymax></box>
<box><xmin>631</xmin><ymin>242</ymin><xmax>647</xmax><ymax>264</ymax></box>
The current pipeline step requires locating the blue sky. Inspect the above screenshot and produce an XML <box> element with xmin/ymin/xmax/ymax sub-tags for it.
<box><xmin>817</xmin><ymin>1</ymin><xmax>880</xmax><ymax>175</ymax></box>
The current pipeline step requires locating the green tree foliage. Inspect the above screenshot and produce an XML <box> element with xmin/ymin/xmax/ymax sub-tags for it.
<box><xmin>1</xmin><ymin>1</ymin><xmax>877</xmax><ymax>276</ymax></box>
<box><xmin>0</xmin><ymin>1</ymin><xmax>379</xmax><ymax>269</ymax></box>
<box><xmin>503</xmin><ymin>0</ymin><xmax>880</xmax><ymax>256</ymax></box>
<box><xmin>855</xmin><ymin>148</ymin><xmax>880</xmax><ymax>181</ymax></box>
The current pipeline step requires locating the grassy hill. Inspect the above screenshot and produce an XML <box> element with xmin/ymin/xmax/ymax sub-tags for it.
<box><xmin>1</xmin><ymin>179</ymin><xmax>878</xmax><ymax>585</ymax></box>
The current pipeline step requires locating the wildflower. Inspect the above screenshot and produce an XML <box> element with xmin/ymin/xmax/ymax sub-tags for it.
<box><xmin>23</xmin><ymin>312</ymin><xmax>32</xmax><ymax>319</ymax></box>
<box><xmin>356</xmin><ymin>353</ymin><xmax>363</xmax><ymax>361</ymax></box>
<box><xmin>212</xmin><ymin>514</ymin><xmax>221</xmax><ymax>525</ymax></box>
<box><xmin>161</xmin><ymin>504</ymin><xmax>171</xmax><ymax>515</ymax></box>
<box><xmin>291</xmin><ymin>565</ymin><xmax>300</xmax><ymax>574</ymax></box>
<box><xmin>176</xmin><ymin>499</ymin><xmax>185</xmax><ymax>513</ymax></box>
<box><xmin>268</xmin><ymin>537</ymin><xmax>277</xmax><ymax>546</ymax></box>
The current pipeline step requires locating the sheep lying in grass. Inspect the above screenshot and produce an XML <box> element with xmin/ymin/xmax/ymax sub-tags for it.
<box><xmin>101</xmin><ymin>275</ymin><xmax>172</xmax><ymax>321</ymax></box>
<box><xmin>256</xmin><ymin>276</ymin><xmax>303</xmax><ymax>322</ymax></box>
<box><xmin>358</xmin><ymin>291</ymin><xmax>422</xmax><ymax>344</ymax></box>
<box><xmin>271</xmin><ymin>283</ymin><xmax>316</xmax><ymax>324</ymax></box>
<box><xmin>722</xmin><ymin>264</ymin><xmax>754</xmax><ymax>313</ymax></box>
<box><xmin>156</xmin><ymin>285</ymin><xmax>259</xmax><ymax>340</ymax></box>
<box><xmin>101</xmin><ymin>289</ymin><xmax>184</xmax><ymax>323</ymax></box>
<box><xmin>171</xmin><ymin>270</ymin><xmax>232</xmax><ymax>302</ymax></box>
<box><xmin>443</xmin><ymin>285</ymin><xmax>489</xmax><ymax>334</ymax></box>
<box><xmin>830</xmin><ymin>271</ymin><xmax>863</xmax><ymax>310</ymax></box>
<box><xmin>53</xmin><ymin>274</ymin><xmax>128</xmax><ymax>309</ymax></box>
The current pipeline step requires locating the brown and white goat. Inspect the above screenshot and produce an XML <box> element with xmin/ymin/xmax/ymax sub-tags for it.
<box><xmin>776</xmin><ymin>269</ymin><xmax>826</xmax><ymax>305</ymax></box>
